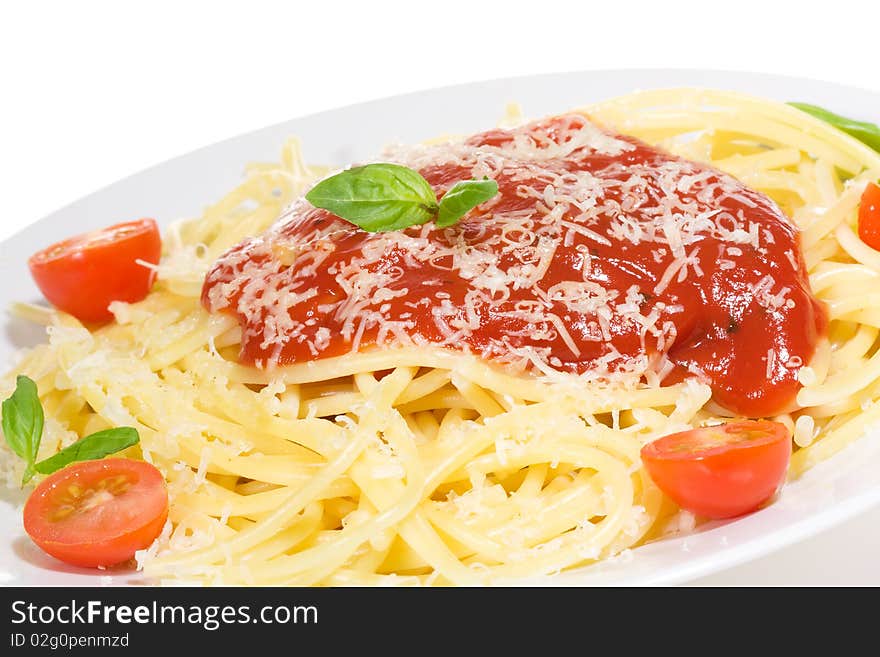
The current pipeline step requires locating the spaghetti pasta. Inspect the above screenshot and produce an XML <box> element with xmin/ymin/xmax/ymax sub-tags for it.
<box><xmin>2</xmin><ymin>88</ymin><xmax>880</xmax><ymax>585</ymax></box>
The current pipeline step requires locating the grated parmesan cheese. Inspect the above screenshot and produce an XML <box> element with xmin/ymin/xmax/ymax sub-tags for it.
<box><xmin>201</xmin><ymin>113</ymin><xmax>813</xmax><ymax>399</ymax></box>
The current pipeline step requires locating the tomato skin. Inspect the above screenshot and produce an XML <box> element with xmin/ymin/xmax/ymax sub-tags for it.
<box><xmin>640</xmin><ymin>420</ymin><xmax>791</xmax><ymax>519</ymax></box>
<box><xmin>28</xmin><ymin>218</ymin><xmax>161</xmax><ymax>324</ymax></box>
<box><xmin>23</xmin><ymin>458</ymin><xmax>168</xmax><ymax>568</ymax></box>
<box><xmin>858</xmin><ymin>182</ymin><xmax>880</xmax><ymax>251</ymax></box>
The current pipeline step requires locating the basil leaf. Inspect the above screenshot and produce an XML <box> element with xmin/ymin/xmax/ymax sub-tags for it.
<box><xmin>1</xmin><ymin>375</ymin><xmax>44</xmax><ymax>483</ymax></box>
<box><xmin>789</xmin><ymin>103</ymin><xmax>880</xmax><ymax>154</ymax></box>
<box><xmin>34</xmin><ymin>427</ymin><xmax>139</xmax><ymax>476</ymax></box>
<box><xmin>436</xmin><ymin>178</ymin><xmax>499</xmax><ymax>228</ymax></box>
<box><xmin>305</xmin><ymin>163</ymin><xmax>439</xmax><ymax>232</ymax></box>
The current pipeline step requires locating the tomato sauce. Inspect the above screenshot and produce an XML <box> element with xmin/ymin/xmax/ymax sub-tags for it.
<box><xmin>202</xmin><ymin>115</ymin><xmax>826</xmax><ymax>417</ymax></box>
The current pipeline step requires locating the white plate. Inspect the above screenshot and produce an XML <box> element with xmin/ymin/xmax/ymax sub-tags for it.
<box><xmin>3</xmin><ymin>70</ymin><xmax>880</xmax><ymax>587</ymax></box>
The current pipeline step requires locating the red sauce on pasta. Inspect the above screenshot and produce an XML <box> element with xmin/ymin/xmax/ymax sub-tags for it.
<box><xmin>203</xmin><ymin>115</ymin><xmax>826</xmax><ymax>417</ymax></box>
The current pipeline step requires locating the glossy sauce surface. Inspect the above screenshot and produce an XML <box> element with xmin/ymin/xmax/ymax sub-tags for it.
<box><xmin>203</xmin><ymin>115</ymin><xmax>826</xmax><ymax>417</ymax></box>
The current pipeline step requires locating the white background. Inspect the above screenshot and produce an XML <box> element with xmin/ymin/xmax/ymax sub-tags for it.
<box><xmin>3</xmin><ymin>0</ymin><xmax>879</xmax><ymax>241</ymax></box>
<box><xmin>2</xmin><ymin>1</ymin><xmax>880</xmax><ymax>585</ymax></box>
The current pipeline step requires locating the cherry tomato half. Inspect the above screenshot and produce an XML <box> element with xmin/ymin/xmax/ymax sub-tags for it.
<box><xmin>640</xmin><ymin>420</ymin><xmax>791</xmax><ymax>519</ymax></box>
<box><xmin>28</xmin><ymin>218</ymin><xmax>161</xmax><ymax>324</ymax></box>
<box><xmin>23</xmin><ymin>458</ymin><xmax>169</xmax><ymax>568</ymax></box>
<box><xmin>858</xmin><ymin>182</ymin><xmax>880</xmax><ymax>251</ymax></box>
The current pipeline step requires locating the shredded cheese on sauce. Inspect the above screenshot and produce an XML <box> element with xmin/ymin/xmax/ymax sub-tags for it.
<box><xmin>203</xmin><ymin>113</ymin><xmax>815</xmax><ymax>418</ymax></box>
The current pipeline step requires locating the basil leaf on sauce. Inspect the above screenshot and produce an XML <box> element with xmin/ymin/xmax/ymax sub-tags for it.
<box><xmin>788</xmin><ymin>102</ymin><xmax>880</xmax><ymax>154</ymax></box>
<box><xmin>305</xmin><ymin>163</ymin><xmax>439</xmax><ymax>232</ymax></box>
<box><xmin>305</xmin><ymin>163</ymin><xmax>500</xmax><ymax>231</ymax></box>
<box><xmin>1</xmin><ymin>375</ymin><xmax>44</xmax><ymax>484</ymax></box>
<box><xmin>34</xmin><ymin>427</ymin><xmax>140</xmax><ymax>476</ymax></box>
<box><xmin>436</xmin><ymin>178</ymin><xmax>499</xmax><ymax>228</ymax></box>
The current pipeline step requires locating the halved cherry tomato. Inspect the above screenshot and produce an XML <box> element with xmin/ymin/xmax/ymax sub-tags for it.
<box><xmin>28</xmin><ymin>218</ymin><xmax>161</xmax><ymax>324</ymax></box>
<box><xmin>640</xmin><ymin>420</ymin><xmax>791</xmax><ymax>519</ymax></box>
<box><xmin>858</xmin><ymin>182</ymin><xmax>880</xmax><ymax>250</ymax></box>
<box><xmin>23</xmin><ymin>458</ymin><xmax>168</xmax><ymax>568</ymax></box>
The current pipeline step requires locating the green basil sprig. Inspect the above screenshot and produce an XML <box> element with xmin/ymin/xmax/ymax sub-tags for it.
<box><xmin>788</xmin><ymin>102</ymin><xmax>880</xmax><ymax>154</ymax></box>
<box><xmin>436</xmin><ymin>178</ymin><xmax>499</xmax><ymax>228</ymax></box>
<box><xmin>305</xmin><ymin>163</ymin><xmax>499</xmax><ymax>232</ymax></box>
<box><xmin>1</xmin><ymin>375</ymin><xmax>140</xmax><ymax>485</ymax></box>
<box><xmin>33</xmin><ymin>428</ymin><xmax>139</xmax><ymax>476</ymax></box>
<box><xmin>1</xmin><ymin>376</ymin><xmax>43</xmax><ymax>484</ymax></box>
